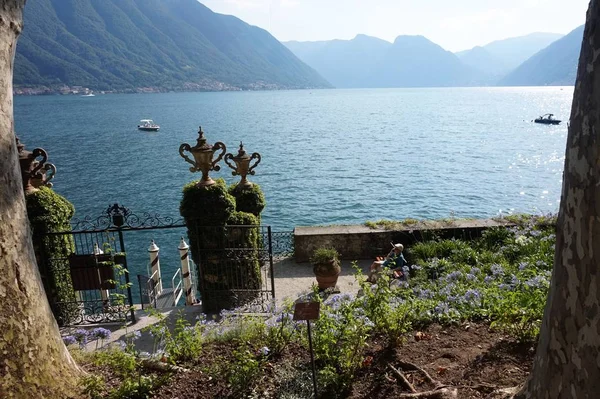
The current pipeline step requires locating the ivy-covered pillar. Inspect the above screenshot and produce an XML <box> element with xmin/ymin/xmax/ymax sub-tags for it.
<box><xmin>180</xmin><ymin>179</ymin><xmax>235</xmax><ymax>312</ymax></box>
<box><xmin>18</xmin><ymin>137</ymin><xmax>77</xmax><ymax>325</ymax></box>
<box><xmin>229</xmin><ymin>183</ymin><xmax>266</xmax><ymax>220</ymax></box>
<box><xmin>26</xmin><ymin>187</ymin><xmax>77</xmax><ymax>325</ymax></box>
<box><xmin>179</xmin><ymin>129</ymin><xmax>267</xmax><ymax>313</ymax></box>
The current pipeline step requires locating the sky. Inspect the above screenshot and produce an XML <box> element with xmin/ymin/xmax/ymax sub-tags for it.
<box><xmin>200</xmin><ymin>0</ymin><xmax>589</xmax><ymax>52</ymax></box>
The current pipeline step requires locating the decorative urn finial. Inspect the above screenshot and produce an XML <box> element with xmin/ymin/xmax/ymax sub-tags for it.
<box><xmin>178</xmin><ymin>126</ymin><xmax>226</xmax><ymax>186</ymax></box>
<box><xmin>16</xmin><ymin>136</ymin><xmax>52</xmax><ymax>193</ymax></box>
<box><xmin>224</xmin><ymin>141</ymin><xmax>261</xmax><ymax>188</ymax></box>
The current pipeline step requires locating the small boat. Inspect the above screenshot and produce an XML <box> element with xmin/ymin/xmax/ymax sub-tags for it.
<box><xmin>534</xmin><ymin>114</ymin><xmax>561</xmax><ymax>125</ymax></box>
<box><xmin>137</xmin><ymin>119</ymin><xmax>160</xmax><ymax>131</ymax></box>
<box><xmin>81</xmin><ymin>93</ymin><xmax>95</xmax><ymax>97</ymax></box>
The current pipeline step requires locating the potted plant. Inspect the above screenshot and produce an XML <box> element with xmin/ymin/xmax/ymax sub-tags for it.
<box><xmin>310</xmin><ymin>247</ymin><xmax>341</xmax><ymax>290</ymax></box>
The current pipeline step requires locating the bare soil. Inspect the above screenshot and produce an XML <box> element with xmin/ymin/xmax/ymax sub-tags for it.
<box><xmin>145</xmin><ymin>323</ymin><xmax>534</xmax><ymax>398</ymax></box>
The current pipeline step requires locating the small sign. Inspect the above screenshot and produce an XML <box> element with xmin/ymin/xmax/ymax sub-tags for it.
<box><xmin>293</xmin><ymin>301</ymin><xmax>320</xmax><ymax>321</ymax></box>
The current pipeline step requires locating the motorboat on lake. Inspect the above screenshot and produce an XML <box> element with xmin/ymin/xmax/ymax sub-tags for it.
<box><xmin>534</xmin><ymin>114</ymin><xmax>561</xmax><ymax>125</ymax></box>
<box><xmin>137</xmin><ymin>119</ymin><xmax>160</xmax><ymax>131</ymax></box>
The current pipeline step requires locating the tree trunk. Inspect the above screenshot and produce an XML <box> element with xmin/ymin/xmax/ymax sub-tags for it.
<box><xmin>0</xmin><ymin>1</ymin><xmax>81</xmax><ymax>397</ymax></box>
<box><xmin>516</xmin><ymin>1</ymin><xmax>600</xmax><ymax>398</ymax></box>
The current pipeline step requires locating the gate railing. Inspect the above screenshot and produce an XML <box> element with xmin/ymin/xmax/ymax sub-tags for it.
<box><xmin>37</xmin><ymin>203</ymin><xmax>295</xmax><ymax>323</ymax></box>
<box><xmin>172</xmin><ymin>268</ymin><xmax>183</xmax><ymax>307</ymax></box>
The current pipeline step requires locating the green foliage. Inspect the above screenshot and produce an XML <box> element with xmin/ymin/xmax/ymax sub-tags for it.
<box><xmin>78</xmin><ymin>339</ymin><xmax>169</xmax><ymax>399</ymax></box>
<box><xmin>16</xmin><ymin>0</ymin><xmax>331</xmax><ymax>91</ymax></box>
<box><xmin>228</xmin><ymin>347</ymin><xmax>264</xmax><ymax>395</ymax></box>
<box><xmin>227</xmin><ymin>210</ymin><xmax>259</xmax><ymax>226</ymax></box>
<box><xmin>108</xmin><ymin>376</ymin><xmax>157</xmax><ymax>399</ymax></box>
<box><xmin>310</xmin><ymin>247</ymin><xmax>340</xmax><ymax>265</ymax></box>
<box><xmin>229</xmin><ymin>183</ymin><xmax>266</xmax><ymax>219</ymax></box>
<box><xmin>180</xmin><ymin>179</ymin><xmax>235</xmax><ymax>227</ymax></box>
<box><xmin>180</xmin><ymin>179</ymin><xmax>264</xmax><ymax>312</ymax></box>
<box><xmin>26</xmin><ymin>187</ymin><xmax>77</xmax><ymax>325</ymax></box>
<box><xmin>163</xmin><ymin>313</ymin><xmax>204</xmax><ymax>364</ymax></box>
<box><xmin>310</xmin><ymin>247</ymin><xmax>341</xmax><ymax>275</ymax></box>
<box><xmin>81</xmin><ymin>375</ymin><xmax>105</xmax><ymax>399</ymax></box>
<box><xmin>312</xmin><ymin>289</ymin><xmax>373</xmax><ymax>395</ymax></box>
<box><xmin>408</xmin><ymin>238</ymin><xmax>473</xmax><ymax>264</ymax></box>
<box><xmin>93</xmin><ymin>348</ymin><xmax>138</xmax><ymax>377</ymax></box>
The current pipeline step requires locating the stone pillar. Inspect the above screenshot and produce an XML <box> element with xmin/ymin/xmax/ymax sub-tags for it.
<box><xmin>148</xmin><ymin>240</ymin><xmax>162</xmax><ymax>294</ymax></box>
<box><xmin>178</xmin><ymin>237</ymin><xmax>195</xmax><ymax>305</ymax></box>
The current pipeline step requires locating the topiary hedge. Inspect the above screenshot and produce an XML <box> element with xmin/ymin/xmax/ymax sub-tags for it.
<box><xmin>180</xmin><ymin>178</ymin><xmax>235</xmax><ymax>226</ymax></box>
<box><xmin>180</xmin><ymin>179</ymin><xmax>266</xmax><ymax>313</ymax></box>
<box><xmin>26</xmin><ymin>187</ymin><xmax>77</xmax><ymax>325</ymax></box>
<box><xmin>229</xmin><ymin>183</ymin><xmax>266</xmax><ymax>220</ymax></box>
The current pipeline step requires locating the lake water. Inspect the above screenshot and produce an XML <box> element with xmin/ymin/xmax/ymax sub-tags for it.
<box><xmin>14</xmin><ymin>87</ymin><xmax>572</xmax><ymax>300</ymax></box>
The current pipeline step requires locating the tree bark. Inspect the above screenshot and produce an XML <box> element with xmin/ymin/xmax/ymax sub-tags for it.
<box><xmin>0</xmin><ymin>1</ymin><xmax>81</xmax><ymax>397</ymax></box>
<box><xmin>516</xmin><ymin>1</ymin><xmax>600</xmax><ymax>398</ymax></box>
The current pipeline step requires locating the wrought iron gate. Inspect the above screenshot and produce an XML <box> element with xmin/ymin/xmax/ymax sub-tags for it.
<box><xmin>36</xmin><ymin>204</ymin><xmax>287</xmax><ymax>325</ymax></box>
<box><xmin>38</xmin><ymin>226</ymin><xmax>136</xmax><ymax>326</ymax></box>
<box><xmin>190</xmin><ymin>224</ymin><xmax>276</xmax><ymax>313</ymax></box>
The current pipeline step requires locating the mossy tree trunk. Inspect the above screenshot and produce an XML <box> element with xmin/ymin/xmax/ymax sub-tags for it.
<box><xmin>516</xmin><ymin>2</ymin><xmax>600</xmax><ymax>397</ymax></box>
<box><xmin>0</xmin><ymin>1</ymin><xmax>81</xmax><ymax>396</ymax></box>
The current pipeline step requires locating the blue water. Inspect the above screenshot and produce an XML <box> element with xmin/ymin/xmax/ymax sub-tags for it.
<box><xmin>14</xmin><ymin>87</ymin><xmax>572</xmax><ymax>300</ymax></box>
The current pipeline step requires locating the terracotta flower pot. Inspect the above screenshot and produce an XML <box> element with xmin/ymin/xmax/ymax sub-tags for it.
<box><xmin>314</xmin><ymin>271</ymin><xmax>341</xmax><ymax>290</ymax></box>
<box><xmin>313</xmin><ymin>259</ymin><xmax>341</xmax><ymax>290</ymax></box>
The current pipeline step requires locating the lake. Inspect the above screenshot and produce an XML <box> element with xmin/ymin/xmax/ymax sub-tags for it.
<box><xmin>14</xmin><ymin>87</ymin><xmax>572</xmax><ymax>300</ymax></box>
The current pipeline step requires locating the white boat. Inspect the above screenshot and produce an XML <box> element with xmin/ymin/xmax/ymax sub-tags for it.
<box><xmin>81</xmin><ymin>93</ymin><xmax>95</xmax><ymax>97</ymax></box>
<box><xmin>137</xmin><ymin>119</ymin><xmax>160</xmax><ymax>131</ymax></box>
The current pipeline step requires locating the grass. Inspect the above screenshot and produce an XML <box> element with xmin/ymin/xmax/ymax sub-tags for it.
<box><xmin>364</xmin><ymin>216</ymin><xmax>481</xmax><ymax>230</ymax></box>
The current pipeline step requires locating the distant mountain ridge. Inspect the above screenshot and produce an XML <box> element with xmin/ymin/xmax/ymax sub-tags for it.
<box><xmin>499</xmin><ymin>25</ymin><xmax>584</xmax><ymax>86</ymax></box>
<box><xmin>285</xmin><ymin>30</ymin><xmax>581</xmax><ymax>88</ymax></box>
<box><xmin>456</xmin><ymin>32</ymin><xmax>563</xmax><ymax>76</ymax></box>
<box><xmin>14</xmin><ymin>0</ymin><xmax>330</xmax><ymax>91</ymax></box>
<box><xmin>284</xmin><ymin>34</ymin><xmax>482</xmax><ymax>88</ymax></box>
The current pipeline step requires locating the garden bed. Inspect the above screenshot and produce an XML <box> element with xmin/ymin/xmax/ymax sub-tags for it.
<box><xmin>69</xmin><ymin>214</ymin><xmax>554</xmax><ymax>399</ymax></box>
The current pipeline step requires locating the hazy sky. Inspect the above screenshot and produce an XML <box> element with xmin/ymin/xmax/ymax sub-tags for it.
<box><xmin>201</xmin><ymin>0</ymin><xmax>589</xmax><ymax>51</ymax></box>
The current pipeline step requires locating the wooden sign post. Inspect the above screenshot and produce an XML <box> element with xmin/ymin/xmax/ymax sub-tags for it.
<box><xmin>293</xmin><ymin>301</ymin><xmax>320</xmax><ymax>398</ymax></box>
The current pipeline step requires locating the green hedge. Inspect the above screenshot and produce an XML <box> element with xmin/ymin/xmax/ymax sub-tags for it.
<box><xmin>229</xmin><ymin>183</ymin><xmax>266</xmax><ymax>219</ymax></box>
<box><xmin>26</xmin><ymin>187</ymin><xmax>77</xmax><ymax>325</ymax></box>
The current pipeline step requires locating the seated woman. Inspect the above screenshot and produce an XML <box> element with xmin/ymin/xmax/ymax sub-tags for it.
<box><xmin>367</xmin><ymin>243</ymin><xmax>407</xmax><ymax>283</ymax></box>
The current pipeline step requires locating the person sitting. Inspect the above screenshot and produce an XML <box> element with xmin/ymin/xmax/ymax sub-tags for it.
<box><xmin>367</xmin><ymin>243</ymin><xmax>407</xmax><ymax>283</ymax></box>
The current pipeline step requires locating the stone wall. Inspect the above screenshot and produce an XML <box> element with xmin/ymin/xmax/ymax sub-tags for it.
<box><xmin>294</xmin><ymin>219</ymin><xmax>513</xmax><ymax>263</ymax></box>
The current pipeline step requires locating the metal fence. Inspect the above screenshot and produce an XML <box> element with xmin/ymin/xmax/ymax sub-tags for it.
<box><xmin>36</xmin><ymin>203</ymin><xmax>295</xmax><ymax>325</ymax></box>
<box><xmin>188</xmin><ymin>224</ymin><xmax>276</xmax><ymax>313</ymax></box>
<box><xmin>38</xmin><ymin>228</ymin><xmax>135</xmax><ymax>326</ymax></box>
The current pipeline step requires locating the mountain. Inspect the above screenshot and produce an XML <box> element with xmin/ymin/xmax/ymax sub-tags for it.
<box><xmin>284</xmin><ymin>34</ymin><xmax>481</xmax><ymax>88</ymax></box>
<box><xmin>14</xmin><ymin>0</ymin><xmax>330</xmax><ymax>91</ymax></box>
<box><xmin>284</xmin><ymin>35</ymin><xmax>392</xmax><ymax>88</ymax></box>
<box><xmin>456</xmin><ymin>32</ymin><xmax>563</xmax><ymax>77</ymax></box>
<box><xmin>499</xmin><ymin>25</ymin><xmax>584</xmax><ymax>86</ymax></box>
<box><xmin>455</xmin><ymin>46</ymin><xmax>506</xmax><ymax>77</ymax></box>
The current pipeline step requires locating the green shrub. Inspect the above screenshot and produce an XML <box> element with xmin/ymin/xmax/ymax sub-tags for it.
<box><xmin>310</xmin><ymin>247</ymin><xmax>341</xmax><ymax>276</ymax></box>
<box><xmin>310</xmin><ymin>247</ymin><xmax>340</xmax><ymax>265</ymax></box>
<box><xmin>26</xmin><ymin>187</ymin><xmax>77</xmax><ymax>325</ymax></box>
<box><xmin>228</xmin><ymin>183</ymin><xmax>266</xmax><ymax>218</ymax></box>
